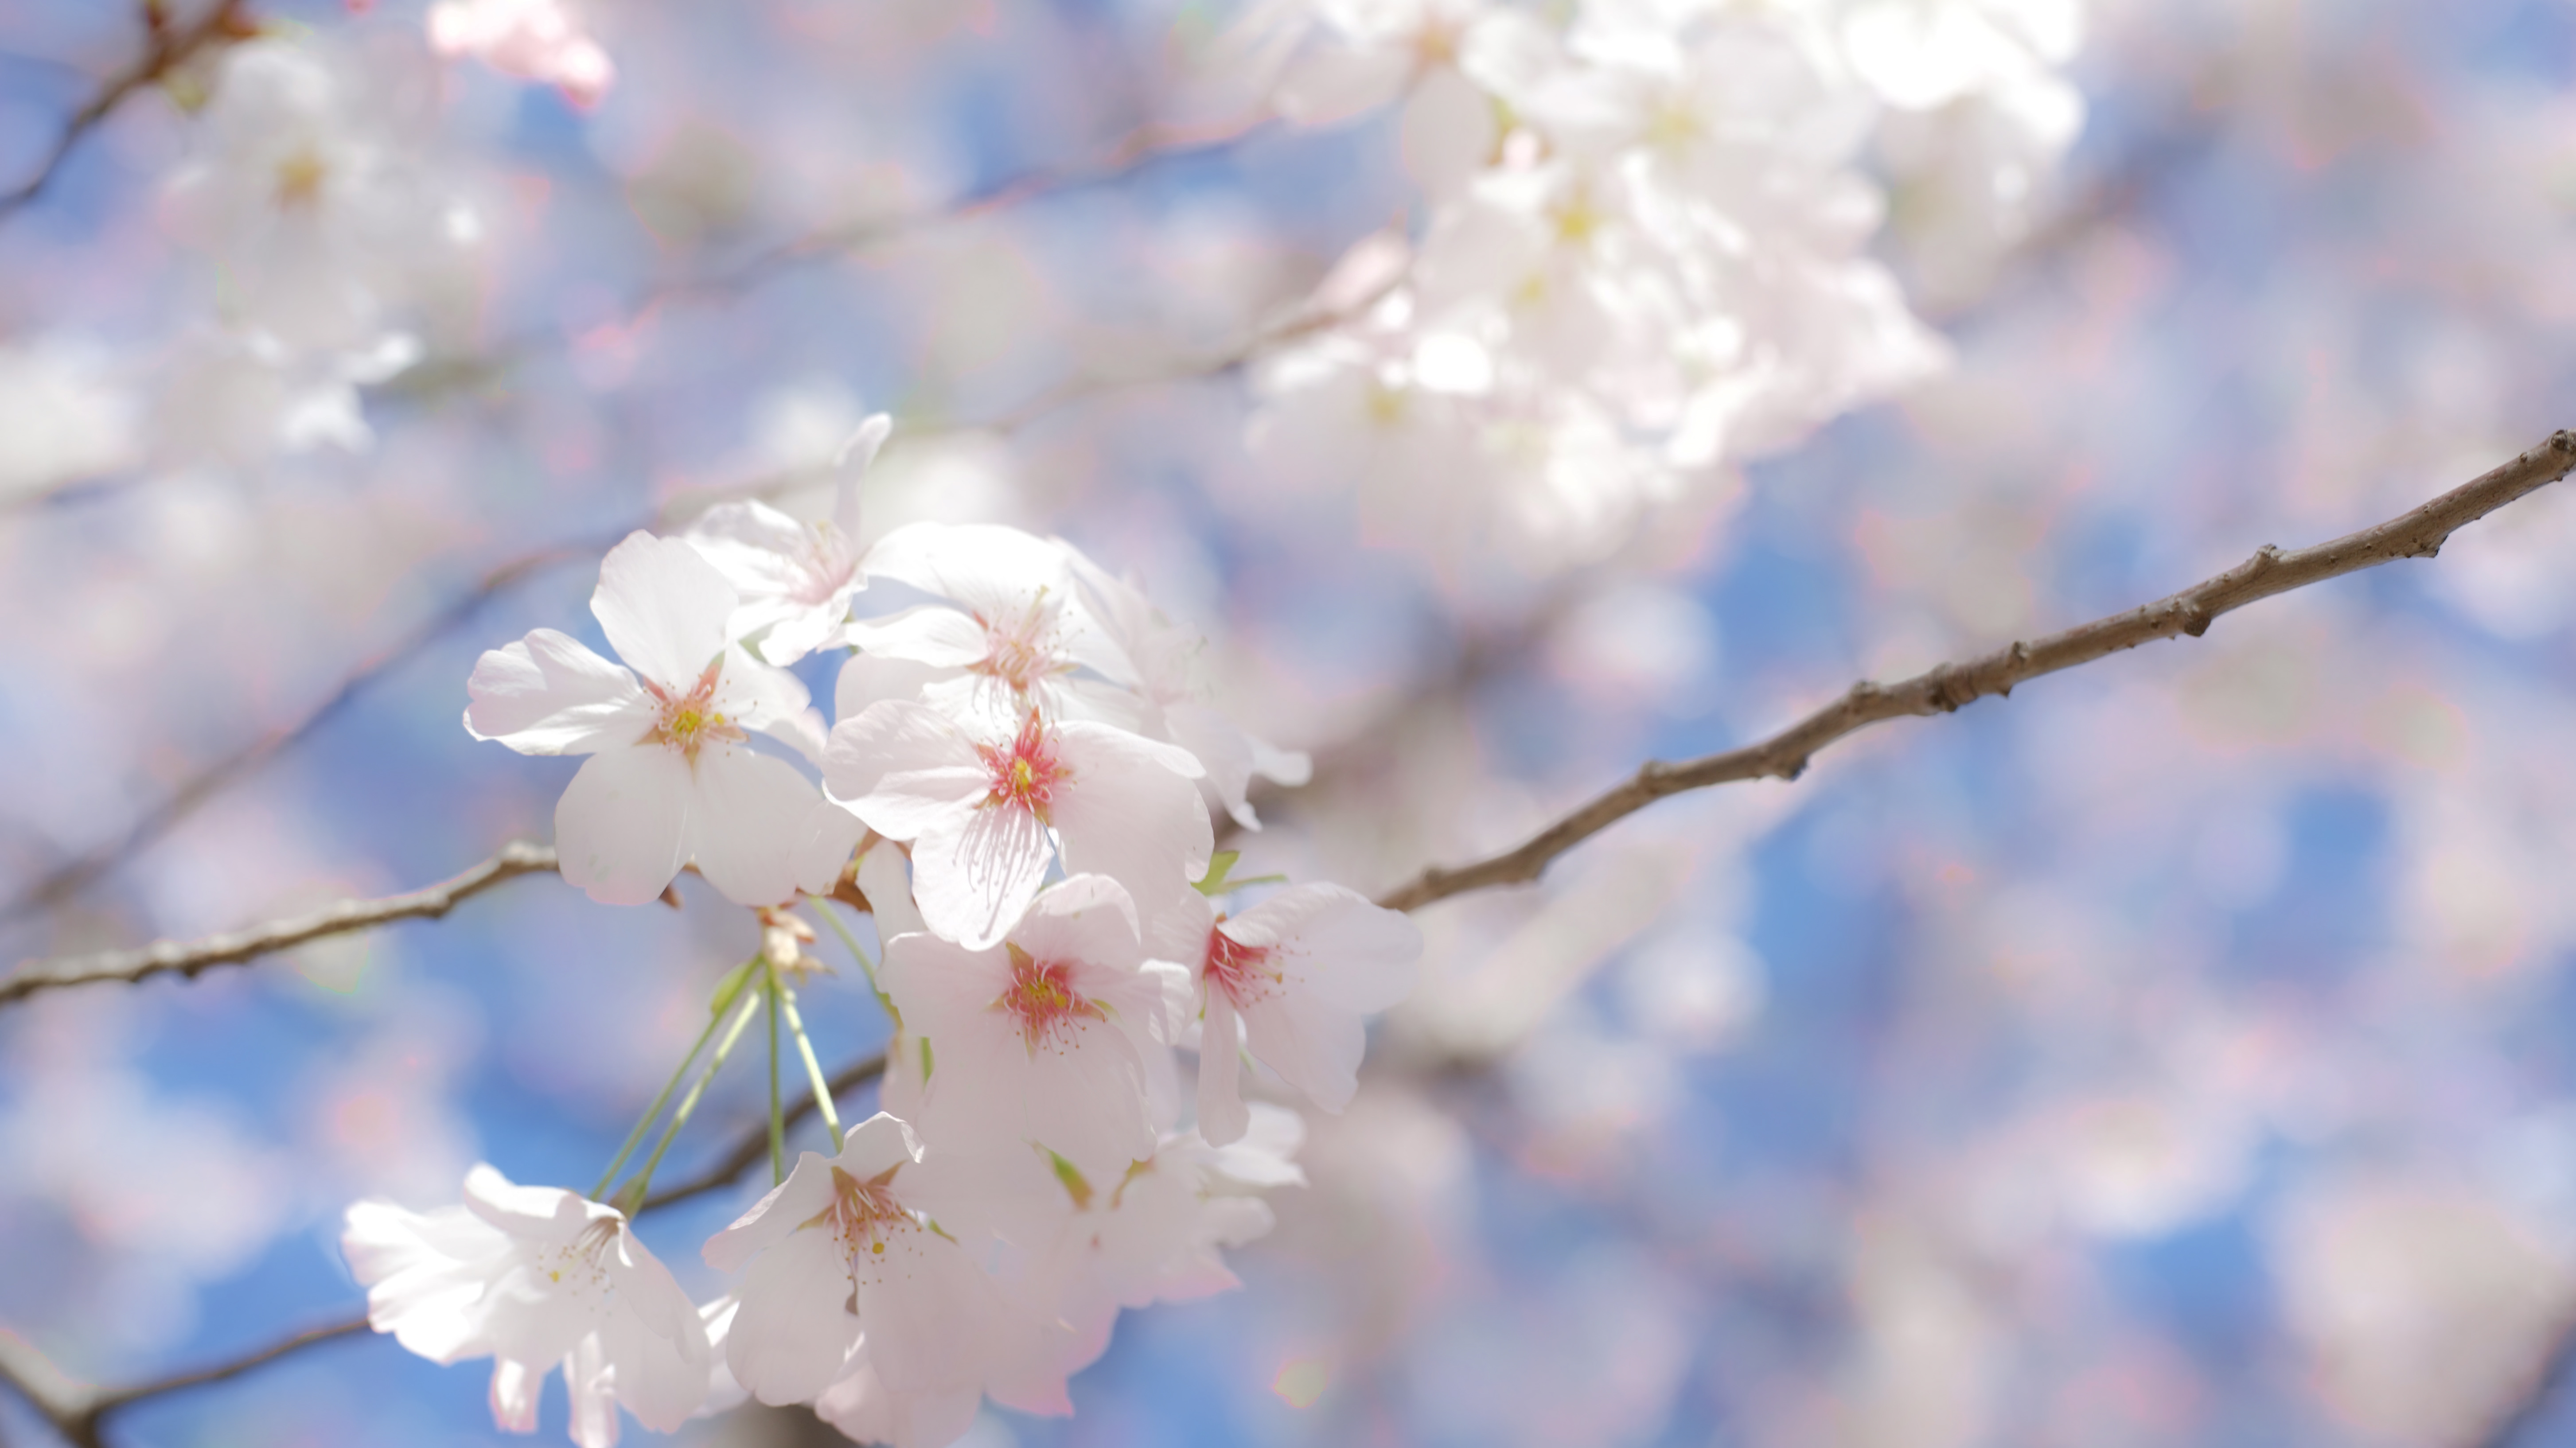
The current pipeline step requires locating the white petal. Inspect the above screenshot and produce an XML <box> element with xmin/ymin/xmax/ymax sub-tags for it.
<box><xmin>846</xmin><ymin>605</ymin><xmax>994</xmax><ymax>670</ymax></box>
<box><xmin>1009</xmin><ymin>875</ymin><xmax>1142</xmax><ymax>973</ymax></box>
<box><xmin>835</xmin><ymin>652</ymin><xmax>954</xmax><ymax>718</ymax></box>
<box><xmin>1229</xmin><ymin>884</ymin><xmax>1422</xmax><ymax>1013</ymax></box>
<box><xmin>912</xmin><ymin>797</ymin><xmax>1052</xmax><ymax>953</ymax></box>
<box><xmin>554</xmin><ymin>745</ymin><xmax>693</xmax><ymax>907</ymax></box>
<box><xmin>730</xmin><ymin>1224</ymin><xmax>862</xmax><ymax>1405</ymax></box>
<box><xmin>814</xmin><ymin>1347</ymin><xmax>982</xmax><ymax>1448</ymax></box>
<box><xmin>464</xmin><ymin>629</ymin><xmax>651</xmax><ymax>755</ymax></box>
<box><xmin>703</xmin><ymin>1151</ymin><xmax>839</xmax><ymax>1273</ymax></box>
<box><xmin>683</xmin><ymin>747</ymin><xmax>819</xmax><ymax>907</ymax></box>
<box><xmin>591</xmin><ymin>530</ymin><xmax>737</xmax><ymax>689</ymax></box>
<box><xmin>563</xmin><ymin>1336</ymin><xmax>618</xmax><ymax>1448</ymax></box>
<box><xmin>1049</xmin><ymin>722</ymin><xmax>1213</xmax><ymax>916</ymax></box>
<box><xmin>793</xmin><ymin>798</ymin><xmax>869</xmax><ymax>897</ymax></box>
<box><xmin>1241</xmin><ymin>986</ymin><xmax>1368</xmax><ymax>1113</ymax></box>
<box><xmin>490</xmin><ymin>1358</ymin><xmax>545</xmax><ymax>1434</ymax></box>
<box><xmin>1164</xmin><ymin>701</ymin><xmax>1259</xmax><ymax>829</ymax></box>
<box><xmin>714</xmin><ymin>649</ymin><xmax>813</xmax><ymax>734</ymax></box>
<box><xmin>822</xmin><ymin>701</ymin><xmax>987</xmax><ymax>839</ymax></box>
<box><xmin>861</xmin><ymin>521</ymin><xmax>1072</xmax><ymax>625</ymax></box>
<box><xmin>1196</xmin><ymin>989</ymin><xmax>1249</xmax><ymax>1147</ymax></box>
<box><xmin>461</xmin><ymin>1164</ymin><xmax>600</xmax><ymax>1243</ymax></box>
<box><xmin>857</xmin><ymin>838</ymin><xmax>926</xmax><ymax>941</ymax></box>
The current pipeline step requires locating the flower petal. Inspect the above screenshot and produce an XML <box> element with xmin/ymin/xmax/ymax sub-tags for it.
<box><xmin>683</xmin><ymin>747</ymin><xmax>820</xmax><ymax>907</ymax></box>
<box><xmin>554</xmin><ymin>744</ymin><xmax>693</xmax><ymax>907</ymax></box>
<box><xmin>465</xmin><ymin>629</ymin><xmax>652</xmax><ymax>755</ymax></box>
<box><xmin>591</xmin><ymin>530</ymin><xmax>737</xmax><ymax>689</ymax></box>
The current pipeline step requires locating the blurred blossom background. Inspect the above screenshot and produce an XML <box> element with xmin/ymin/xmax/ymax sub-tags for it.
<box><xmin>6</xmin><ymin>0</ymin><xmax>2576</xmax><ymax>1444</ymax></box>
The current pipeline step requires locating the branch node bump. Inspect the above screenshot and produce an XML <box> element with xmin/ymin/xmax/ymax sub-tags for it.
<box><xmin>2178</xmin><ymin>602</ymin><xmax>2214</xmax><ymax>638</ymax></box>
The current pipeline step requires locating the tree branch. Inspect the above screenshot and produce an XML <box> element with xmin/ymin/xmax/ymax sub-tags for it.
<box><xmin>0</xmin><ymin>1052</ymin><xmax>888</xmax><ymax>1445</ymax></box>
<box><xmin>1375</xmin><ymin>428</ymin><xmax>2576</xmax><ymax>912</ymax></box>
<box><xmin>0</xmin><ymin>843</ymin><xmax>560</xmax><ymax>1005</ymax></box>
<box><xmin>0</xmin><ymin>533</ymin><xmax>620</xmax><ymax>928</ymax></box>
<box><xmin>0</xmin><ymin>0</ymin><xmax>255</xmax><ymax>224</ymax></box>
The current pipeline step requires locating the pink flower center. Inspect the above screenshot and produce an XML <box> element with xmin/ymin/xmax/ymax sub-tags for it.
<box><xmin>976</xmin><ymin>712</ymin><xmax>1065</xmax><ymax>821</ymax></box>
<box><xmin>816</xmin><ymin>1164</ymin><xmax>913</xmax><ymax>1264</ymax></box>
<box><xmin>970</xmin><ymin>597</ymin><xmax>1061</xmax><ymax>696</ymax></box>
<box><xmin>995</xmin><ymin>942</ymin><xmax>1107</xmax><ymax>1055</ymax></box>
<box><xmin>642</xmin><ymin>659</ymin><xmax>746</xmax><ymax>763</ymax></box>
<box><xmin>1204</xmin><ymin>919</ymin><xmax>1282</xmax><ymax>1009</ymax></box>
<box><xmin>787</xmin><ymin>526</ymin><xmax>857</xmax><ymax>607</ymax></box>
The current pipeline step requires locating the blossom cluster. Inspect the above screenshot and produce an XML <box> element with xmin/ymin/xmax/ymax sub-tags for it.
<box><xmin>2</xmin><ymin>6</ymin><xmax>618</xmax><ymax>501</ymax></box>
<box><xmin>1232</xmin><ymin>0</ymin><xmax>2082</xmax><ymax>572</ymax></box>
<box><xmin>340</xmin><ymin>420</ymin><xmax>1422</xmax><ymax>1447</ymax></box>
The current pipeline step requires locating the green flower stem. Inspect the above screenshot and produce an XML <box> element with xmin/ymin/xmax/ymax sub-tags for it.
<box><xmin>766</xmin><ymin>966</ymin><xmax>785</xmax><ymax>1185</ymax></box>
<box><xmin>589</xmin><ymin>989</ymin><xmax>730</xmax><ymax>1201</ymax></box>
<box><xmin>776</xmin><ymin>978</ymin><xmax>845</xmax><ymax>1152</ymax></box>
<box><xmin>807</xmin><ymin>898</ymin><xmax>880</xmax><ymax>993</ymax></box>
<box><xmin>614</xmin><ymin>984</ymin><xmax>764</xmax><ymax>1215</ymax></box>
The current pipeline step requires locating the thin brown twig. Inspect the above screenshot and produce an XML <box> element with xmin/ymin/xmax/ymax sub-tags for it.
<box><xmin>0</xmin><ymin>843</ymin><xmax>559</xmax><ymax>1005</ymax></box>
<box><xmin>0</xmin><ymin>0</ymin><xmax>256</xmax><ymax>223</ymax></box>
<box><xmin>0</xmin><ymin>1052</ymin><xmax>887</xmax><ymax>1445</ymax></box>
<box><xmin>1374</xmin><ymin>428</ymin><xmax>2576</xmax><ymax>912</ymax></box>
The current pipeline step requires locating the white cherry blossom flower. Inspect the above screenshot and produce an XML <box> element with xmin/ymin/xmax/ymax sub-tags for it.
<box><xmin>700</xmin><ymin>1113</ymin><xmax>1010</xmax><ymax>1408</ymax></box>
<box><xmin>164</xmin><ymin>34</ymin><xmax>460</xmax><ymax>356</ymax></box>
<box><xmin>466</xmin><ymin>531</ymin><xmax>831</xmax><ymax>907</ymax></box>
<box><xmin>1064</xmin><ymin>551</ymin><xmax>1311</xmax><ymax>830</ymax></box>
<box><xmin>430</xmin><ymin>0</ymin><xmax>617</xmax><ymax>107</ymax></box>
<box><xmin>847</xmin><ymin>522</ymin><xmax>1138</xmax><ymax>729</ymax></box>
<box><xmin>977</xmin><ymin>1107</ymin><xmax>1308</xmax><ymax>1412</ymax></box>
<box><xmin>342</xmin><ymin>1165</ymin><xmax>710</xmax><ymax>1448</ymax></box>
<box><xmin>877</xmin><ymin>875</ymin><xmax>1190</xmax><ymax>1177</ymax></box>
<box><xmin>1152</xmin><ymin>885</ymin><xmax>1422</xmax><ymax>1145</ymax></box>
<box><xmin>822</xmin><ymin>701</ymin><xmax>1212</xmax><ymax>951</ymax></box>
<box><xmin>813</xmin><ymin>1346</ymin><xmax>985</xmax><ymax>1448</ymax></box>
<box><xmin>685</xmin><ymin>414</ymin><xmax>890</xmax><ymax>666</ymax></box>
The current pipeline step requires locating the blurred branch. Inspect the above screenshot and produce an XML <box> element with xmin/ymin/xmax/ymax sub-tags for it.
<box><xmin>1376</xmin><ymin>428</ymin><xmax>2576</xmax><ymax>912</ymax></box>
<box><xmin>0</xmin><ymin>842</ymin><xmax>559</xmax><ymax>1004</ymax></box>
<box><xmin>0</xmin><ymin>1052</ymin><xmax>886</xmax><ymax>1445</ymax></box>
<box><xmin>0</xmin><ymin>533</ymin><xmax>619</xmax><ymax>929</ymax></box>
<box><xmin>0</xmin><ymin>0</ymin><xmax>256</xmax><ymax>224</ymax></box>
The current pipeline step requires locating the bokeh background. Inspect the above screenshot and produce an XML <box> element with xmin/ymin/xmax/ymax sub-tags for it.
<box><xmin>8</xmin><ymin>0</ymin><xmax>2576</xmax><ymax>1444</ymax></box>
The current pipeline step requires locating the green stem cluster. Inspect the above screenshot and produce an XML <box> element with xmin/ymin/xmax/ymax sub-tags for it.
<box><xmin>593</xmin><ymin>914</ymin><xmax>870</xmax><ymax>1211</ymax></box>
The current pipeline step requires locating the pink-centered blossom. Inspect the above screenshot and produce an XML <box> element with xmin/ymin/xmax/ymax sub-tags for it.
<box><xmin>465</xmin><ymin>531</ymin><xmax>832</xmax><ymax>907</ymax></box>
<box><xmin>700</xmin><ymin>1113</ymin><xmax>1010</xmax><ymax>1409</ymax></box>
<box><xmin>846</xmin><ymin>522</ymin><xmax>1138</xmax><ymax>729</ymax></box>
<box><xmin>342</xmin><ymin>1166</ymin><xmax>710</xmax><ymax>1448</ymax></box>
<box><xmin>822</xmin><ymin>701</ymin><xmax>1212</xmax><ymax>951</ymax></box>
<box><xmin>685</xmin><ymin>414</ymin><xmax>890</xmax><ymax>666</ymax></box>
<box><xmin>1152</xmin><ymin>885</ymin><xmax>1422</xmax><ymax>1145</ymax></box>
<box><xmin>1065</xmin><ymin>552</ymin><xmax>1312</xmax><ymax>830</ymax></box>
<box><xmin>877</xmin><ymin>875</ymin><xmax>1190</xmax><ymax>1177</ymax></box>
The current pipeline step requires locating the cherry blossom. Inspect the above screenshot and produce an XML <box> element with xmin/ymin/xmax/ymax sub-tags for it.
<box><xmin>1065</xmin><ymin>553</ymin><xmax>1311</xmax><ymax>830</ymax></box>
<box><xmin>685</xmin><ymin>414</ymin><xmax>891</xmax><ymax>666</ymax></box>
<box><xmin>822</xmin><ymin>699</ymin><xmax>1212</xmax><ymax>951</ymax></box>
<box><xmin>163</xmin><ymin>33</ymin><xmax>464</xmax><ymax>358</ymax></box>
<box><xmin>465</xmin><ymin>531</ymin><xmax>831</xmax><ymax>907</ymax></box>
<box><xmin>429</xmin><ymin>0</ymin><xmax>618</xmax><ymax>108</ymax></box>
<box><xmin>700</xmin><ymin>1113</ymin><xmax>1010</xmax><ymax>1409</ymax></box>
<box><xmin>976</xmin><ymin>1106</ymin><xmax>1309</xmax><ymax>1411</ymax></box>
<box><xmin>342</xmin><ymin>1165</ymin><xmax>710</xmax><ymax>1447</ymax></box>
<box><xmin>1153</xmin><ymin>884</ymin><xmax>1422</xmax><ymax>1145</ymax></box>
<box><xmin>876</xmin><ymin>875</ymin><xmax>1189</xmax><ymax>1176</ymax></box>
<box><xmin>846</xmin><ymin>521</ymin><xmax>1138</xmax><ymax>729</ymax></box>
